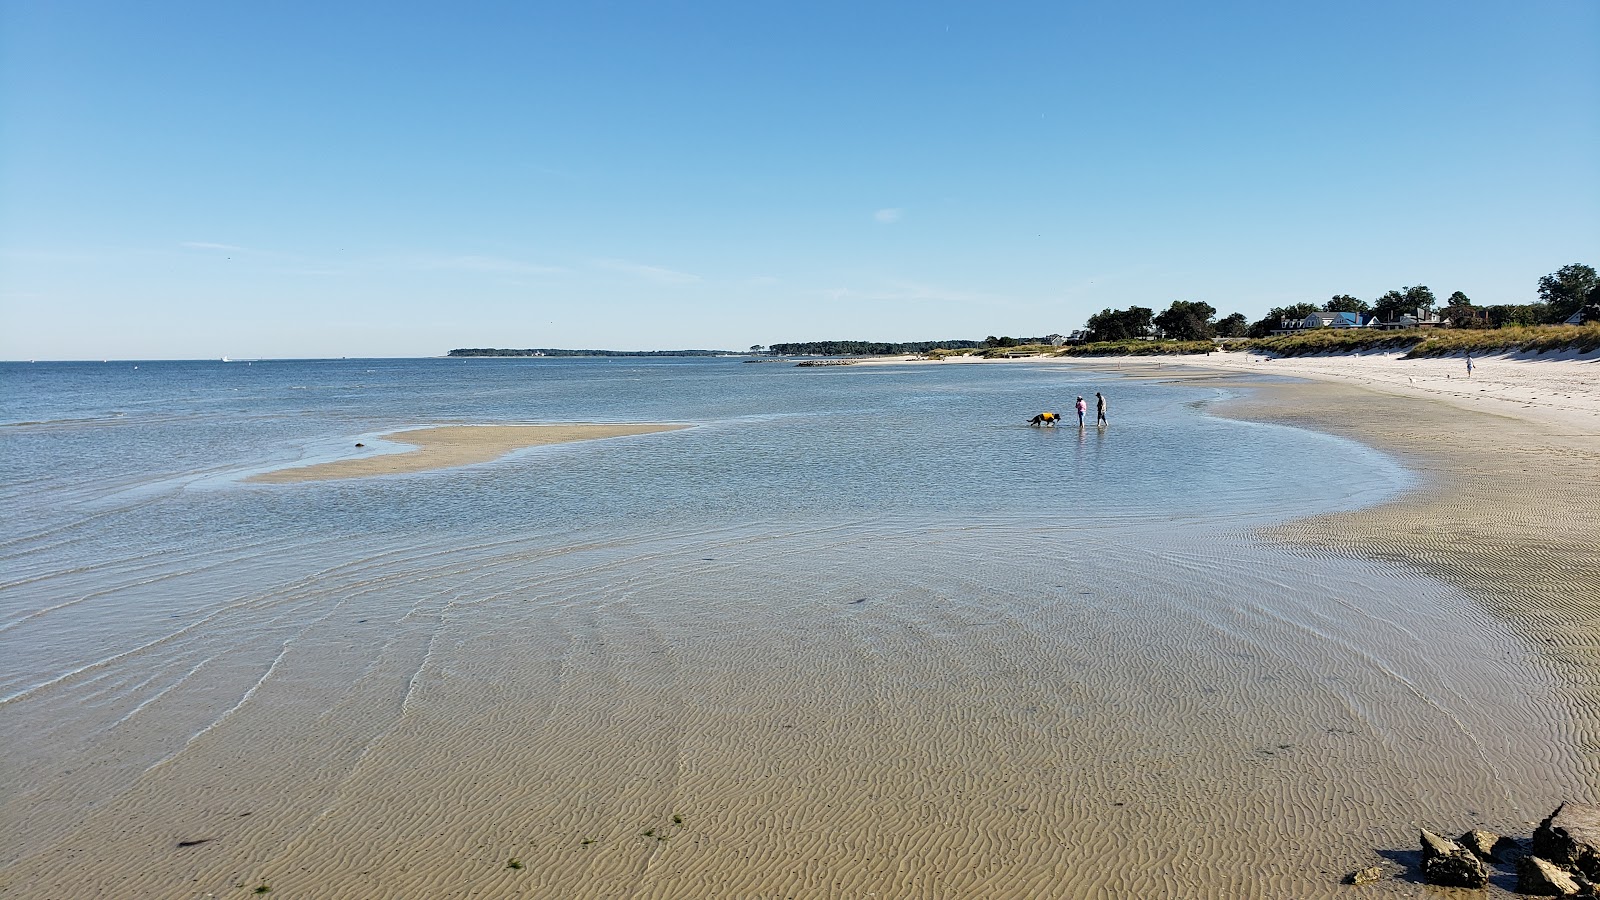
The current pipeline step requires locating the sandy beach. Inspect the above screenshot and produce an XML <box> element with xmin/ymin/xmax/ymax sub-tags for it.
<box><xmin>245</xmin><ymin>423</ymin><xmax>689</xmax><ymax>483</ymax></box>
<box><xmin>4</xmin><ymin>355</ymin><xmax>1597</xmax><ymax>899</ymax></box>
<box><xmin>1087</xmin><ymin>350</ymin><xmax>1600</xmax><ymax>768</ymax></box>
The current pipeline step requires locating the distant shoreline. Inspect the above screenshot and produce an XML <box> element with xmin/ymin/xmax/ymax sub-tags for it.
<box><xmin>446</xmin><ymin>348</ymin><xmax>739</xmax><ymax>358</ymax></box>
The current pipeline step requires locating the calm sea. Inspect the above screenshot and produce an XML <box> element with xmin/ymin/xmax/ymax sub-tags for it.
<box><xmin>0</xmin><ymin>357</ymin><xmax>1573</xmax><ymax>893</ymax></box>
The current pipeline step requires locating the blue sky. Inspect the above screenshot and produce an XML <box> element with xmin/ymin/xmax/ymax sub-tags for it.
<box><xmin>3</xmin><ymin>1</ymin><xmax>1596</xmax><ymax>359</ymax></box>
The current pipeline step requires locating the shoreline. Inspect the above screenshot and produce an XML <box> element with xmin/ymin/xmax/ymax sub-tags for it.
<box><xmin>245</xmin><ymin>423</ymin><xmax>689</xmax><ymax>483</ymax></box>
<box><xmin>1072</xmin><ymin>353</ymin><xmax>1600</xmax><ymax>787</ymax></box>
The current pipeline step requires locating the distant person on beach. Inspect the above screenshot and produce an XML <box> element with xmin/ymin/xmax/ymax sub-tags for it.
<box><xmin>1075</xmin><ymin>396</ymin><xmax>1087</xmax><ymax>426</ymax></box>
<box><xmin>1028</xmin><ymin>412</ymin><xmax>1059</xmax><ymax>427</ymax></box>
<box><xmin>1095</xmin><ymin>392</ymin><xmax>1107</xmax><ymax>426</ymax></box>
<box><xmin>1466</xmin><ymin>355</ymin><xmax>1474</xmax><ymax>377</ymax></box>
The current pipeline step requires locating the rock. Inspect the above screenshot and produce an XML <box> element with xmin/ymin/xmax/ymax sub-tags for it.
<box><xmin>1519</xmin><ymin>855</ymin><xmax>1583</xmax><ymax>896</ymax></box>
<box><xmin>1535</xmin><ymin>802</ymin><xmax>1600</xmax><ymax>880</ymax></box>
<box><xmin>1420</xmin><ymin>829</ymin><xmax>1488</xmax><ymax>888</ymax></box>
<box><xmin>1460</xmin><ymin>827</ymin><xmax>1511</xmax><ymax>861</ymax></box>
<box><xmin>1345</xmin><ymin>865</ymin><xmax>1384</xmax><ymax>885</ymax></box>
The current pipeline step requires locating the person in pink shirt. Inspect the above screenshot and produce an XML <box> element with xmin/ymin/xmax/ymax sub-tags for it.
<box><xmin>1075</xmin><ymin>395</ymin><xmax>1087</xmax><ymax>426</ymax></box>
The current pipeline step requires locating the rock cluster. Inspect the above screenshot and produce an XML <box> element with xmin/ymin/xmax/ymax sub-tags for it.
<box><xmin>1420</xmin><ymin>829</ymin><xmax>1488</xmax><ymax>888</ymax></box>
<box><xmin>1348</xmin><ymin>802</ymin><xmax>1600</xmax><ymax>895</ymax></box>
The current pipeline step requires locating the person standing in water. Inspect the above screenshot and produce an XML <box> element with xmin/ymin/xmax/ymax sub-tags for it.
<box><xmin>1075</xmin><ymin>395</ymin><xmax>1087</xmax><ymax>426</ymax></box>
<box><xmin>1095</xmin><ymin>391</ymin><xmax>1107</xmax><ymax>426</ymax></box>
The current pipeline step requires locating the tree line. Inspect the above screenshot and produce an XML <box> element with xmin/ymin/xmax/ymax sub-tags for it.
<box><xmin>767</xmin><ymin>339</ymin><xmax>983</xmax><ymax>356</ymax></box>
<box><xmin>447</xmin><ymin>348</ymin><xmax>734</xmax><ymax>357</ymax></box>
<box><xmin>1084</xmin><ymin>263</ymin><xmax>1597</xmax><ymax>342</ymax></box>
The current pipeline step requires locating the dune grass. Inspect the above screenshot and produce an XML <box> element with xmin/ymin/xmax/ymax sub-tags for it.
<box><xmin>1053</xmin><ymin>339</ymin><xmax>1217</xmax><ymax>357</ymax></box>
<box><xmin>1233</xmin><ymin>324</ymin><xmax>1600</xmax><ymax>357</ymax></box>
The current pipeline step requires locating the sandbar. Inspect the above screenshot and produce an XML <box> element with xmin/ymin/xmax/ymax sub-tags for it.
<box><xmin>246</xmin><ymin>423</ymin><xmax>688</xmax><ymax>483</ymax></box>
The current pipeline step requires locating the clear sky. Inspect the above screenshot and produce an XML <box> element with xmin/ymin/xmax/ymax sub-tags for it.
<box><xmin>3</xmin><ymin>1</ymin><xmax>1597</xmax><ymax>359</ymax></box>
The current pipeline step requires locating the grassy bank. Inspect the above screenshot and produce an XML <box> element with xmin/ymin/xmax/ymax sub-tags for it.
<box><xmin>1054</xmin><ymin>339</ymin><xmax>1217</xmax><ymax>356</ymax></box>
<box><xmin>919</xmin><ymin>325</ymin><xmax>1599</xmax><ymax>361</ymax></box>
<box><xmin>1234</xmin><ymin>324</ymin><xmax>1600</xmax><ymax>357</ymax></box>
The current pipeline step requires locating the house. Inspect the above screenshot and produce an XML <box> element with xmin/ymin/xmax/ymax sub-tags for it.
<box><xmin>1328</xmin><ymin>311</ymin><xmax>1376</xmax><ymax>328</ymax></box>
<box><xmin>1043</xmin><ymin>333</ymin><xmax>1067</xmax><ymax>346</ymax></box>
<box><xmin>1272</xmin><ymin>309</ymin><xmax>1378</xmax><ymax>334</ymax></box>
<box><xmin>1564</xmin><ymin>305</ymin><xmax>1600</xmax><ymax>326</ymax></box>
<box><xmin>1376</xmin><ymin>309</ymin><xmax>1445</xmax><ymax>330</ymax></box>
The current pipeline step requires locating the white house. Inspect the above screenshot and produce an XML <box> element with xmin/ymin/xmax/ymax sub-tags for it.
<box><xmin>1273</xmin><ymin>310</ymin><xmax>1379</xmax><ymax>334</ymax></box>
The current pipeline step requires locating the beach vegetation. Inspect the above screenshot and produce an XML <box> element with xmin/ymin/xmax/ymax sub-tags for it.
<box><xmin>672</xmin><ymin>814</ymin><xmax>684</xmax><ymax>825</ymax></box>
<box><xmin>1232</xmin><ymin>323</ymin><xmax>1600</xmax><ymax>356</ymax></box>
<box><xmin>253</xmin><ymin>886</ymin><xmax>271</xmax><ymax>895</ymax></box>
<box><xmin>1054</xmin><ymin>339</ymin><xmax>1216</xmax><ymax>356</ymax></box>
<box><xmin>975</xmin><ymin>342</ymin><xmax>1056</xmax><ymax>357</ymax></box>
<box><xmin>507</xmin><ymin>857</ymin><xmax>523</xmax><ymax>869</ymax></box>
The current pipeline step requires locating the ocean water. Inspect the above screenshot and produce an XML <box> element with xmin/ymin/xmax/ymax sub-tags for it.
<box><xmin>0</xmin><ymin>358</ymin><xmax>1577</xmax><ymax>897</ymax></box>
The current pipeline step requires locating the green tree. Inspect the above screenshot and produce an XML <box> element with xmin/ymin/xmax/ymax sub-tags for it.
<box><xmin>1537</xmin><ymin>263</ymin><xmax>1599</xmax><ymax>322</ymax></box>
<box><xmin>1406</xmin><ymin>285</ymin><xmax>1437</xmax><ymax>315</ymax></box>
<box><xmin>1373</xmin><ymin>285</ymin><xmax>1434</xmax><ymax>322</ymax></box>
<box><xmin>1441</xmin><ymin>291</ymin><xmax>1480</xmax><ymax>328</ymax></box>
<box><xmin>1372</xmin><ymin>291</ymin><xmax>1407</xmax><ymax>322</ymax></box>
<box><xmin>1215</xmin><ymin>312</ymin><xmax>1250</xmax><ymax>337</ymax></box>
<box><xmin>1153</xmin><ymin>300</ymin><xmax>1217</xmax><ymax>340</ymax></box>
<box><xmin>1084</xmin><ymin>307</ymin><xmax>1154</xmax><ymax>342</ymax></box>
<box><xmin>1326</xmin><ymin>294</ymin><xmax>1368</xmax><ymax>313</ymax></box>
<box><xmin>1484</xmin><ymin>304</ymin><xmax>1547</xmax><ymax>327</ymax></box>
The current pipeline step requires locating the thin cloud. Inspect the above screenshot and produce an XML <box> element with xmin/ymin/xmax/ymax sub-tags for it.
<box><xmin>591</xmin><ymin>258</ymin><xmax>701</xmax><ymax>284</ymax></box>
<box><xmin>874</xmin><ymin>208</ymin><xmax>903</xmax><ymax>224</ymax></box>
<box><xmin>414</xmin><ymin>255</ymin><xmax>566</xmax><ymax>275</ymax></box>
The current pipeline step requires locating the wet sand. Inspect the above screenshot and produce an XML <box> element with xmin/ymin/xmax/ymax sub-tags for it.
<box><xmin>1103</xmin><ymin>353</ymin><xmax>1600</xmax><ymax>765</ymax></box>
<box><xmin>245</xmin><ymin>423</ymin><xmax>689</xmax><ymax>483</ymax></box>
<box><xmin>4</xmin><ymin>365</ymin><xmax>1597</xmax><ymax>898</ymax></box>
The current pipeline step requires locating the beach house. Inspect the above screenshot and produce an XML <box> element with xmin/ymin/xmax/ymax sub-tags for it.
<box><xmin>1272</xmin><ymin>310</ymin><xmax>1379</xmax><ymax>334</ymax></box>
<box><xmin>1375</xmin><ymin>310</ymin><xmax>1445</xmax><ymax>330</ymax></box>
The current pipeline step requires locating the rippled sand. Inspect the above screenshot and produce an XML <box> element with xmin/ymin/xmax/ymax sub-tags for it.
<box><xmin>4</xmin><ymin>373</ymin><xmax>1597</xmax><ymax>899</ymax></box>
<box><xmin>246</xmin><ymin>423</ymin><xmax>688</xmax><ymax>483</ymax></box>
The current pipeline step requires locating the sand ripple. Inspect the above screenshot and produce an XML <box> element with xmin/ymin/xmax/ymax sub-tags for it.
<box><xmin>0</xmin><ymin>517</ymin><xmax>1582</xmax><ymax>898</ymax></box>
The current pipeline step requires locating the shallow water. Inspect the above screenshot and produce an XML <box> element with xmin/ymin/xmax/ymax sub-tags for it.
<box><xmin>0</xmin><ymin>358</ymin><xmax>1579</xmax><ymax>897</ymax></box>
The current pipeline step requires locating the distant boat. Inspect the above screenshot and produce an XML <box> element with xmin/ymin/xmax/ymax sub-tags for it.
<box><xmin>221</xmin><ymin>356</ymin><xmax>231</xmax><ymax>362</ymax></box>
